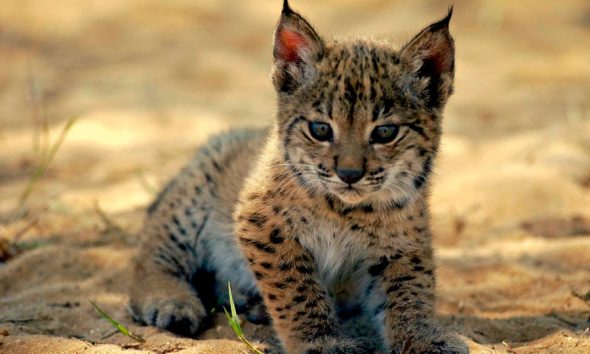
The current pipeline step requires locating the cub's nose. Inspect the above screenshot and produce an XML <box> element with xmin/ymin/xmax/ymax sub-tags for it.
<box><xmin>336</xmin><ymin>168</ymin><xmax>365</xmax><ymax>185</ymax></box>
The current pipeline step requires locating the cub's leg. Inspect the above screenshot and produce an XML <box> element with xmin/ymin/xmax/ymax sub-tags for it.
<box><xmin>129</xmin><ymin>202</ymin><xmax>262</xmax><ymax>336</ymax></box>
<box><xmin>365</xmin><ymin>248</ymin><xmax>468</xmax><ymax>354</ymax></box>
<box><xmin>236</xmin><ymin>207</ymin><xmax>368</xmax><ymax>354</ymax></box>
<box><xmin>129</xmin><ymin>129</ymin><xmax>267</xmax><ymax>336</ymax></box>
<box><xmin>129</xmin><ymin>217</ymin><xmax>209</xmax><ymax>337</ymax></box>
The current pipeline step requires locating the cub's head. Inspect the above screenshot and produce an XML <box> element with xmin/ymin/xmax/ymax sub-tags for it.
<box><xmin>274</xmin><ymin>0</ymin><xmax>455</xmax><ymax>208</ymax></box>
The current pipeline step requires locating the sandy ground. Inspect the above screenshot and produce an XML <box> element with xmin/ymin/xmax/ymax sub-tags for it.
<box><xmin>1</xmin><ymin>0</ymin><xmax>590</xmax><ymax>353</ymax></box>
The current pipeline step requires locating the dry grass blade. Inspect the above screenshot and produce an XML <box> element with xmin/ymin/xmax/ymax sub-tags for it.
<box><xmin>93</xmin><ymin>200</ymin><xmax>131</xmax><ymax>239</ymax></box>
<box><xmin>575</xmin><ymin>328</ymin><xmax>590</xmax><ymax>347</ymax></box>
<box><xmin>89</xmin><ymin>300</ymin><xmax>145</xmax><ymax>343</ymax></box>
<box><xmin>9</xmin><ymin>117</ymin><xmax>78</xmax><ymax>222</ymax></box>
<box><xmin>0</xmin><ymin>217</ymin><xmax>40</xmax><ymax>262</ymax></box>
<box><xmin>12</xmin><ymin>217</ymin><xmax>40</xmax><ymax>245</ymax></box>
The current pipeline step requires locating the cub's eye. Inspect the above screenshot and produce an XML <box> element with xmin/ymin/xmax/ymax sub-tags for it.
<box><xmin>308</xmin><ymin>121</ymin><xmax>333</xmax><ymax>142</ymax></box>
<box><xmin>370</xmin><ymin>124</ymin><xmax>399</xmax><ymax>144</ymax></box>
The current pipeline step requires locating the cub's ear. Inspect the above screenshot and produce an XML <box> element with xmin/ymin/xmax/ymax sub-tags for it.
<box><xmin>272</xmin><ymin>0</ymin><xmax>324</xmax><ymax>94</ymax></box>
<box><xmin>400</xmin><ymin>8</ymin><xmax>455</xmax><ymax>109</ymax></box>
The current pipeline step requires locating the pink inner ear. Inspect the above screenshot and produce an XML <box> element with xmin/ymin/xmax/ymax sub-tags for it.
<box><xmin>430</xmin><ymin>51</ymin><xmax>451</xmax><ymax>74</ymax></box>
<box><xmin>423</xmin><ymin>41</ymin><xmax>454</xmax><ymax>75</ymax></box>
<box><xmin>278</xmin><ymin>28</ymin><xmax>308</xmax><ymax>62</ymax></box>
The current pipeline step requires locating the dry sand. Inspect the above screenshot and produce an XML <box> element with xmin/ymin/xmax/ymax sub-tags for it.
<box><xmin>1</xmin><ymin>0</ymin><xmax>589</xmax><ymax>353</ymax></box>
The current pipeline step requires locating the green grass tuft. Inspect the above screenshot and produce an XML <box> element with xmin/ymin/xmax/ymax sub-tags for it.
<box><xmin>224</xmin><ymin>282</ymin><xmax>264</xmax><ymax>354</ymax></box>
<box><xmin>89</xmin><ymin>300</ymin><xmax>145</xmax><ymax>343</ymax></box>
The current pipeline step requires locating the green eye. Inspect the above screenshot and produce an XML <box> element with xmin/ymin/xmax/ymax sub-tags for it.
<box><xmin>308</xmin><ymin>121</ymin><xmax>333</xmax><ymax>142</ymax></box>
<box><xmin>370</xmin><ymin>124</ymin><xmax>399</xmax><ymax>144</ymax></box>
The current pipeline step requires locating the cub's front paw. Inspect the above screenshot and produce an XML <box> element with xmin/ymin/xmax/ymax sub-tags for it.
<box><xmin>303</xmin><ymin>337</ymin><xmax>370</xmax><ymax>354</ymax></box>
<box><xmin>139</xmin><ymin>297</ymin><xmax>209</xmax><ymax>337</ymax></box>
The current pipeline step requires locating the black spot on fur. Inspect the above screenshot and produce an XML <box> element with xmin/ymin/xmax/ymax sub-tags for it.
<box><xmin>156</xmin><ymin>258</ymin><xmax>185</xmax><ymax>278</ymax></box>
<box><xmin>172</xmin><ymin>215</ymin><xmax>181</xmax><ymax>227</ymax></box>
<box><xmin>387</xmin><ymin>283</ymin><xmax>402</xmax><ymax>294</ymax></box>
<box><xmin>368</xmin><ymin>256</ymin><xmax>390</xmax><ymax>276</ymax></box>
<box><xmin>413</xmin><ymin>157</ymin><xmax>432</xmax><ymax>190</ymax></box>
<box><xmin>212</xmin><ymin>160</ymin><xmax>222</xmax><ymax>172</ymax></box>
<box><xmin>312</xmin><ymin>100</ymin><xmax>324</xmax><ymax>114</ymax></box>
<box><xmin>296</xmin><ymin>264</ymin><xmax>314</xmax><ymax>274</ymax></box>
<box><xmin>274</xmin><ymin>282</ymin><xmax>288</xmax><ymax>289</ymax></box>
<box><xmin>147</xmin><ymin>179</ymin><xmax>178</xmax><ymax>214</ymax></box>
<box><xmin>326</xmin><ymin>88</ymin><xmax>335</xmax><ymax>119</ymax></box>
<box><xmin>278</xmin><ymin>262</ymin><xmax>293</xmax><ymax>271</ymax></box>
<box><xmin>269</xmin><ymin>227</ymin><xmax>284</xmax><ymax>244</ymax></box>
<box><xmin>238</xmin><ymin>237</ymin><xmax>276</xmax><ymax>254</ymax></box>
<box><xmin>407</xmin><ymin>124</ymin><xmax>427</xmax><ymax>139</ymax></box>
<box><xmin>394</xmin><ymin>275</ymin><xmax>416</xmax><ymax>282</ymax></box>
<box><xmin>285</xmin><ymin>115</ymin><xmax>306</xmax><ymax>141</ymax></box>
<box><xmin>247</xmin><ymin>213</ymin><xmax>268</xmax><ymax>229</ymax></box>
<box><xmin>292</xmin><ymin>295</ymin><xmax>306</xmax><ymax>304</ymax></box>
<box><xmin>193</xmin><ymin>212</ymin><xmax>210</xmax><ymax>241</ymax></box>
<box><xmin>305</xmin><ymin>300</ymin><xmax>318</xmax><ymax>309</ymax></box>
<box><xmin>296</xmin><ymin>284</ymin><xmax>307</xmax><ymax>292</ymax></box>
<box><xmin>340</xmin><ymin>203</ymin><xmax>374</xmax><ymax>216</ymax></box>
<box><xmin>386</xmin><ymin>198</ymin><xmax>409</xmax><ymax>210</ymax></box>
<box><xmin>344</xmin><ymin>78</ymin><xmax>358</xmax><ymax>124</ymax></box>
<box><xmin>278</xmin><ymin>70</ymin><xmax>298</xmax><ymax>94</ymax></box>
<box><xmin>325</xmin><ymin>195</ymin><xmax>335</xmax><ymax>210</ymax></box>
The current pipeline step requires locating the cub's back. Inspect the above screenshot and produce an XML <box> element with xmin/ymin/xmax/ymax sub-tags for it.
<box><xmin>195</xmin><ymin>127</ymin><xmax>270</xmax><ymax>214</ymax></box>
<box><xmin>145</xmin><ymin>127</ymin><xmax>269</xmax><ymax>236</ymax></box>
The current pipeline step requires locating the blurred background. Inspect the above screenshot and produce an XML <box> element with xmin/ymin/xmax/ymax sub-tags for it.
<box><xmin>0</xmin><ymin>1</ymin><xmax>589</xmax><ymax>353</ymax></box>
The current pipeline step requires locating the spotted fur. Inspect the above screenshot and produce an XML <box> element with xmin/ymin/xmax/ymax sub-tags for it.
<box><xmin>130</xmin><ymin>1</ymin><xmax>467</xmax><ymax>353</ymax></box>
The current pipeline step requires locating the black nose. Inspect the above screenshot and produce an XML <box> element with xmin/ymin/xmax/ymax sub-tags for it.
<box><xmin>336</xmin><ymin>168</ymin><xmax>365</xmax><ymax>185</ymax></box>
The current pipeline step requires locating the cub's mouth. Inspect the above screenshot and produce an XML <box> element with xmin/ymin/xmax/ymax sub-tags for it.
<box><xmin>331</xmin><ymin>184</ymin><xmax>370</xmax><ymax>204</ymax></box>
<box><xmin>314</xmin><ymin>169</ymin><xmax>385</xmax><ymax>205</ymax></box>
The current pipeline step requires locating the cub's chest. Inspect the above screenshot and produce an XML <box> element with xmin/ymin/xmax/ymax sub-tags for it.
<box><xmin>296</xmin><ymin>218</ymin><xmax>368</xmax><ymax>290</ymax></box>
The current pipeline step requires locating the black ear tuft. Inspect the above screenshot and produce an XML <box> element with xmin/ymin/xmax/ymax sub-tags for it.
<box><xmin>401</xmin><ymin>9</ymin><xmax>455</xmax><ymax>109</ymax></box>
<box><xmin>282</xmin><ymin>0</ymin><xmax>292</xmax><ymax>14</ymax></box>
<box><xmin>436</xmin><ymin>6</ymin><xmax>453</xmax><ymax>29</ymax></box>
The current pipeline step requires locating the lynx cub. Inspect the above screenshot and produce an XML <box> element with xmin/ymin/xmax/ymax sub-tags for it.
<box><xmin>129</xmin><ymin>1</ymin><xmax>467</xmax><ymax>353</ymax></box>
